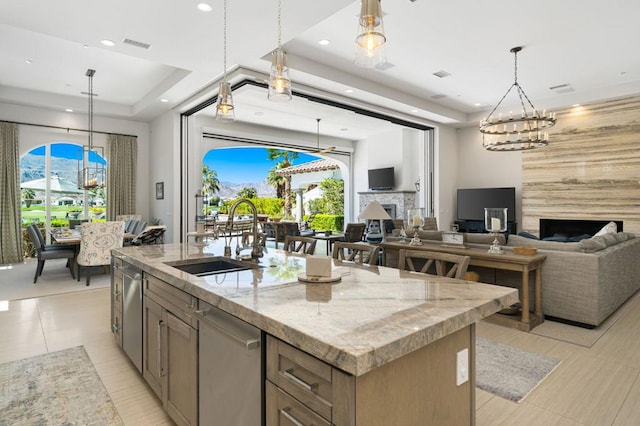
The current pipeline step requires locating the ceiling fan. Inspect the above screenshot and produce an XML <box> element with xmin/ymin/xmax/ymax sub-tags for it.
<box><xmin>311</xmin><ymin>118</ymin><xmax>335</xmax><ymax>154</ymax></box>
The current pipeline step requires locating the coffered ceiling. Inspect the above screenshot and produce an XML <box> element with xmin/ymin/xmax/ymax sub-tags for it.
<box><xmin>1</xmin><ymin>0</ymin><xmax>639</xmax><ymax>139</ymax></box>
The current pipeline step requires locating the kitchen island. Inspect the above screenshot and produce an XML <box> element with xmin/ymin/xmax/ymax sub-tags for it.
<box><xmin>111</xmin><ymin>242</ymin><xmax>518</xmax><ymax>425</ymax></box>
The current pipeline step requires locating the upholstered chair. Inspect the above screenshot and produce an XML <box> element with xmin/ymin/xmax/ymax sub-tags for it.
<box><xmin>398</xmin><ymin>249</ymin><xmax>470</xmax><ymax>280</ymax></box>
<box><xmin>77</xmin><ymin>221</ymin><xmax>125</xmax><ymax>286</ymax></box>
<box><xmin>332</xmin><ymin>242</ymin><xmax>381</xmax><ymax>266</ymax></box>
<box><xmin>26</xmin><ymin>224</ymin><xmax>76</xmax><ymax>283</ymax></box>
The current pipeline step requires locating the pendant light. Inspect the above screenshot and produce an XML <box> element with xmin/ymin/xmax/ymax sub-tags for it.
<box><xmin>354</xmin><ymin>0</ymin><xmax>386</xmax><ymax>68</ymax></box>
<box><xmin>479</xmin><ymin>47</ymin><xmax>556</xmax><ymax>151</ymax></box>
<box><xmin>268</xmin><ymin>0</ymin><xmax>292</xmax><ymax>102</ymax></box>
<box><xmin>215</xmin><ymin>0</ymin><xmax>235</xmax><ymax>122</ymax></box>
<box><xmin>78</xmin><ymin>69</ymin><xmax>105</xmax><ymax>189</ymax></box>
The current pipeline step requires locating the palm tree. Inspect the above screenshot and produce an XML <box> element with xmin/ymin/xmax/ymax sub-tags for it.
<box><xmin>266</xmin><ymin>149</ymin><xmax>298</xmax><ymax>217</ymax></box>
<box><xmin>266</xmin><ymin>163</ymin><xmax>286</xmax><ymax>198</ymax></box>
<box><xmin>238</xmin><ymin>186</ymin><xmax>258</xmax><ymax>199</ymax></box>
<box><xmin>202</xmin><ymin>165</ymin><xmax>220</xmax><ymax>197</ymax></box>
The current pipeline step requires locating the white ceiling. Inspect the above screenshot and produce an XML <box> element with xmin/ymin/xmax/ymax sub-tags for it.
<box><xmin>1</xmin><ymin>0</ymin><xmax>639</xmax><ymax>140</ymax></box>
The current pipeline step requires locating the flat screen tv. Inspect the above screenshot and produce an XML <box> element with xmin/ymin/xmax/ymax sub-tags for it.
<box><xmin>368</xmin><ymin>167</ymin><xmax>395</xmax><ymax>190</ymax></box>
<box><xmin>457</xmin><ymin>187</ymin><xmax>516</xmax><ymax>222</ymax></box>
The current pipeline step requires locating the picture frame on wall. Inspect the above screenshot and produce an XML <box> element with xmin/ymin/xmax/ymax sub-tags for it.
<box><xmin>156</xmin><ymin>182</ymin><xmax>164</xmax><ymax>200</ymax></box>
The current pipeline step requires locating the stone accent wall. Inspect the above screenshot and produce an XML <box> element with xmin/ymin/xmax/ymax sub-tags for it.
<box><xmin>522</xmin><ymin>96</ymin><xmax>640</xmax><ymax>235</ymax></box>
<box><xmin>358</xmin><ymin>191</ymin><xmax>416</xmax><ymax>221</ymax></box>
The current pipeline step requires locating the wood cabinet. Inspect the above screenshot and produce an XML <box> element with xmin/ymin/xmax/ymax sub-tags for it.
<box><xmin>143</xmin><ymin>274</ymin><xmax>198</xmax><ymax>426</ymax></box>
<box><xmin>266</xmin><ymin>326</ymin><xmax>475</xmax><ymax>426</ymax></box>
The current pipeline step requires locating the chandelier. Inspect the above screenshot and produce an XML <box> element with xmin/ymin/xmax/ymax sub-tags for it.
<box><xmin>268</xmin><ymin>0</ymin><xmax>292</xmax><ymax>102</ymax></box>
<box><xmin>354</xmin><ymin>0</ymin><xmax>386</xmax><ymax>67</ymax></box>
<box><xmin>479</xmin><ymin>47</ymin><xmax>556</xmax><ymax>151</ymax></box>
<box><xmin>78</xmin><ymin>69</ymin><xmax>106</xmax><ymax>189</ymax></box>
<box><xmin>215</xmin><ymin>0</ymin><xmax>235</xmax><ymax>122</ymax></box>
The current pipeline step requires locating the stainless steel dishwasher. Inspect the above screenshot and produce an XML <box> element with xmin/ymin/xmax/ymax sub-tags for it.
<box><xmin>196</xmin><ymin>299</ymin><xmax>263</xmax><ymax>425</ymax></box>
<box><xmin>120</xmin><ymin>263</ymin><xmax>143</xmax><ymax>372</ymax></box>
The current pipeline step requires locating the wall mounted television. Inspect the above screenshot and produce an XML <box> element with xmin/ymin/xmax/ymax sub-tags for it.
<box><xmin>457</xmin><ymin>187</ymin><xmax>516</xmax><ymax>222</ymax></box>
<box><xmin>368</xmin><ymin>167</ymin><xmax>395</xmax><ymax>190</ymax></box>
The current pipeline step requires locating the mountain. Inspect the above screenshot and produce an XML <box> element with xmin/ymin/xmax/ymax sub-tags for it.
<box><xmin>217</xmin><ymin>181</ymin><xmax>276</xmax><ymax>199</ymax></box>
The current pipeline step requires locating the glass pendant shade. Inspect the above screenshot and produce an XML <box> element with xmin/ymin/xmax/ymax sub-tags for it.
<box><xmin>215</xmin><ymin>81</ymin><xmax>235</xmax><ymax>122</ymax></box>
<box><xmin>355</xmin><ymin>0</ymin><xmax>386</xmax><ymax>67</ymax></box>
<box><xmin>268</xmin><ymin>49</ymin><xmax>292</xmax><ymax>102</ymax></box>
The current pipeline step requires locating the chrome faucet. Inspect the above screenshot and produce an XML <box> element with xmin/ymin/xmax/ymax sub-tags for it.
<box><xmin>227</xmin><ymin>198</ymin><xmax>263</xmax><ymax>261</ymax></box>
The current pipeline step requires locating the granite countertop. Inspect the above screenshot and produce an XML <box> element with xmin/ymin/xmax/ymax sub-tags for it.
<box><xmin>113</xmin><ymin>242</ymin><xmax>518</xmax><ymax>376</ymax></box>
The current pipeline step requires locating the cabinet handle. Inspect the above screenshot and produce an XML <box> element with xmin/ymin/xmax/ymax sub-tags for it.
<box><xmin>112</xmin><ymin>289</ymin><xmax>120</xmax><ymax>297</ymax></box>
<box><xmin>280</xmin><ymin>407</ymin><xmax>305</xmax><ymax>426</ymax></box>
<box><xmin>111</xmin><ymin>323</ymin><xmax>119</xmax><ymax>333</ymax></box>
<box><xmin>157</xmin><ymin>319</ymin><xmax>164</xmax><ymax>377</ymax></box>
<box><xmin>185</xmin><ymin>299</ymin><xmax>196</xmax><ymax>310</ymax></box>
<box><xmin>194</xmin><ymin>309</ymin><xmax>260</xmax><ymax>350</ymax></box>
<box><xmin>282</xmin><ymin>368</ymin><xmax>319</xmax><ymax>392</ymax></box>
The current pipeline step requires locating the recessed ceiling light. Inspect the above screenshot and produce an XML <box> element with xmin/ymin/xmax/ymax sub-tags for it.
<box><xmin>474</xmin><ymin>103</ymin><xmax>482</xmax><ymax>107</ymax></box>
<box><xmin>83</xmin><ymin>44</ymin><xmax>89</xmax><ymax>49</ymax></box>
<box><xmin>619</xmin><ymin>71</ymin><xmax>627</xmax><ymax>76</ymax></box>
<box><xmin>25</xmin><ymin>59</ymin><xmax>32</xmax><ymax>64</ymax></box>
<box><xmin>345</xmin><ymin>89</ymin><xmax>354</xmax><ymax>94</ymax></box>
<box><xmin>197</xmin><ymin>3</ymin><xmax>213</xmax><ymax>12</ymax></box>
<box><xmin>101</xmin><ymin>39</ymin><xmax>115</xmax><ymax>47</ymax></box>
<box><xmin>254</xmin><ymin>111</ymin><xmax>264</xmax><ymax>116</ymax></box>
<box><xmin>572</xmin><ymin>104</ymin><xmax>581</xmax><ymax>107</ymax></box>
<box><xmin>65</xmin><ymin>108</ymin><xmax>73</xmax><ymax>113</ymax></box>
<box><xmin>318</xmin><ymin>39</ymin><xmax>330</xmax><ymax>46</ymax></box>
<box><xmin>160</xmin><ymin>98</ymin><xmax>169</xmax><ymax>103</ymax></box>
<box><xmin>411</xmin><ymin>109</ymin><xmax>419</xmax><ymax>113</ymax></box>
<box><xmin>340</xmin><ymin>128</ymin><xmax>349</xmax><ymax>132</ymax></box>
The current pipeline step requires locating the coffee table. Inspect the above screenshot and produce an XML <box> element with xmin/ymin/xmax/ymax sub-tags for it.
<box><xmin>379</xmin><ymin>239</ymin><xmax>546</xmax><ymax>331</ymax></box>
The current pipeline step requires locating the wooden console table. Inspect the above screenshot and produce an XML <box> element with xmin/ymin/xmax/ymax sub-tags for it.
<box><xmin>379</xmin><ymin>240</ymin><xmax>546</xmax><ymax>331</ymax></box>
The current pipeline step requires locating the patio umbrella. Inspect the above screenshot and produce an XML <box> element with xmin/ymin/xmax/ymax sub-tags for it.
<box><xmin>21</xmin><ymin>175</ymin><xmax>84</xmax><ymax>194</ymax></box>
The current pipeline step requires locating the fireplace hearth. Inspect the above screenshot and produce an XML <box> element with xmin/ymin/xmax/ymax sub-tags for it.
<box><xmin>539</xmin><ymin>219</ymin><xmax>623</xmax><ymax>239</ymax></box>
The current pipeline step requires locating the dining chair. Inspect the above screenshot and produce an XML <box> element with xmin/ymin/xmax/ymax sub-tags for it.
<box><xmin>332</xmin><ymin>242</ymin><xmax>381</xmax><ymax>266</ymax></box>
<box><xmin>26</xmin><ymin>224</ymin><xmax>76</xmax><ymax>283</ymax></box>
<box><xmin>283</xmin><ymin>235</ymin><xmax>317</xmax><ymax>255</ymax></box>
<box><xmin>342</xmin><ymin>223</ymin><xmax>366</xmax><ymax>243</ymax></box>
<box><xmin>77</xmin><ymin>221</ymin><xmax>125</xmax><ymax>286</ymax></box>
<box><xmin>398</xmin><ymin>249</ymin><xmax>470</xmax><ymax>280</ymax></box>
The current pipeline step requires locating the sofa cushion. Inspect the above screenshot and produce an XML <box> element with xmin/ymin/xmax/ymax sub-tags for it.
<box><xmin>507</xmin><ymin>234</ymin><xmax>582</xmax><ymax>252</ymax></box>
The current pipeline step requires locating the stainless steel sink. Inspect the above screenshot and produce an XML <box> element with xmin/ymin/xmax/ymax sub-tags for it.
<box><xmin>166</xmin><ymin>258</ymin><xmax>259</xmax><ymax>277</ymax></box>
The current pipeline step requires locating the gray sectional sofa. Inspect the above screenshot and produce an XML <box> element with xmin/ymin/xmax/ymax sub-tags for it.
<box><xmin>387</xmin><ymin>230</ymin><xmax>640</xmax><ymax>327</ymax></box>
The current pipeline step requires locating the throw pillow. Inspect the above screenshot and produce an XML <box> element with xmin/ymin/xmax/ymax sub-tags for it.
<box><xmin>593</xmin><ymin>221</ymin><xmax>617</xmax><ymax>237</ymax></box>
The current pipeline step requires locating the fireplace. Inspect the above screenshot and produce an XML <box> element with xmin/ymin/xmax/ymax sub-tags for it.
<box><xmin>539</xmin><ymin>219</ymin><xmax>623</xmax><ymax>239</ymax></box>
<box><xmin>358</xmin><ymin>191</ymin><xmax>416</xmax><ymax>220</ymax></box>
<box><xmin>381</xmin><ymin>204</ymin><xmax>396</xmax><ymax>219</ymax></box>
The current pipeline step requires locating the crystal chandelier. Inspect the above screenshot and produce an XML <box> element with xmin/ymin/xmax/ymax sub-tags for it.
<box><xmin>215</xmin><ymin>0</ymin><xmax>235</xmax><ymax>122</ymax></box>
<box><xmin>354</xmin><ymin>0</ymin><xmax>386</xmax><ymax>67</ymax></box>
<box><xmin>268</xmin><ymin>0</ymin><xmax>292</xmax><ymax>102</ymax></box>
<box><xmin>479</xmin><ymin>47</ymin><xmax>556</xmax><ymax>151</ymax></box>
<box><xmin>78</xmin><ymin>69</ymin><xmax>105</xmax><ymax>189</ymax></box>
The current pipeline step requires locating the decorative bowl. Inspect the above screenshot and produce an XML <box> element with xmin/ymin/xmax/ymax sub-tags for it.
<box><xmin>513</xmin><ymin>246</ymin><xmax>537</xmax><ymax>256</ymax></box>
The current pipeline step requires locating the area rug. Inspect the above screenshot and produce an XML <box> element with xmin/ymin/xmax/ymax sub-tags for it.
<box><xmin>476</xmin><ymin>337</ymin><xmax>561</xmax><ymax>403</ymax></box>
<box><xmin>0</xmin><ymin>258</ymin><xmax>110</xmax><ymax>301</ymax></box>
<box><xmin>0</xmin><ymin>346</ymin><xmax>123</xmax><ymax>425</ymax></box>
<box><xmin>529</xmin><ymin>290</ymin><xmax>640</xmax><ymax>347</ymax></box>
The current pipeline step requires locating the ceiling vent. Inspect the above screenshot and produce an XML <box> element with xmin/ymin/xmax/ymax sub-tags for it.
<box><xmin>549</xmin><ymin>83</ymin><xmax>574</xmax><ymax>94</ymax></box>
<box><xmin>123</xmin><ymin>38</ymin><xmax>151</xmax><ymax>50</ymax></box>
<box><xmin>375</xmin><ymin>61</ymin><xmax>395</xmax><ymax>71</ymax></box>
<box><xmin>431</xmin><ymin>93</ymin><xmax>447</xmax><ymax>100</ymax></box>
<box><xmin>433</xmin><ymin>70</ymin><xmax>452</xmax><ymax>78</ymax></box>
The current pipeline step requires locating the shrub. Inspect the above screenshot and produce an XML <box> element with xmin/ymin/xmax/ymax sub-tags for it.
<box><xmin>311</xmin><ymin>214</ymin><xmax>344</xmax><ymax>232</ymax></box>
<box><xmin>221</xmin><ymin>197</ymin><xmax>284</xmax><ymax>216</ymax></box>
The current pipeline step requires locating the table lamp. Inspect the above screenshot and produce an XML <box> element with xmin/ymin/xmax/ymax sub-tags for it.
<box><xmin>358</xmin><ymin>201</ymin><xmax>392</xmax><ymax>242</ymax></box>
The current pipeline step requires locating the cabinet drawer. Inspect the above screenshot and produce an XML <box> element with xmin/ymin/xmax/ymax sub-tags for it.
<box><xmin>144</xmin><ymin>274</ymin><xmax>197</xmax><ymax>327</ymax></box>
<box><xmin>267</xmin><ymin>335</ymin><xmax>334</xmax><ymax>421</ymax></box>
<box><xmin>266</xmin><ymin>381</ymin><xmax>331</xmax><ymax>426</ymax></box>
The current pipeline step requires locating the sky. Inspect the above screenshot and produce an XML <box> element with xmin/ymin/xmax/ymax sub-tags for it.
<box><xmin>203</xmin><ymin>147</ymin><xmax>319</xmax><ymax>184</ymax></box>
